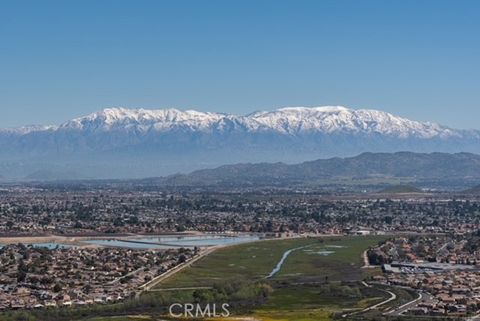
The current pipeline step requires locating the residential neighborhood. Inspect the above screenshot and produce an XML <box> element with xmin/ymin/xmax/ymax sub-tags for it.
<box><xmin>0</xmin><ymin>243</ymin><xmax>195</xmax><ymax>310</ymax></box>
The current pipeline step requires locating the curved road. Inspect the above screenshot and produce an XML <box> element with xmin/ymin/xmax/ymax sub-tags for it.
<box><xmin>384</xmin><ymin>291</ymin><xmax>425</xmax><ymax>316</ymax></box>
<box><xmin>342</xmin><ymin>283</ymin><xmax>396</xmax><ymax>318</ymax></box>
<box><xmin>363</xmin><ymin>289</ymin><xmax>396</xmax><ymax>312</ymax></box>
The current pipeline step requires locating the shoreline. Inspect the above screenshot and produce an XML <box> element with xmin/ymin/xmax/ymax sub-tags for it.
<box><xmin>0</xmin><ymin>231</ymin><xmax>268</xmax><ymax>248</ymax></box>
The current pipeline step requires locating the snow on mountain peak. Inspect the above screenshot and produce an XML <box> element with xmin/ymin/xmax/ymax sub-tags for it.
<box><xmin>277</xmin><ymin>105</ymin><xmax>350</xmax><ymax>113</ymax></box>
<box><xmin>60</xmin><ymin>107</ymin><xmax>227</xmax><ymax>132</ymax></box>
<box><xmin>1</xmin><ymin>105</ymin><xmax>463</xmax><ymax>139</ymax></box>
<box><xmin>247</xmin><ymin>106</ymin><xmax>454</xmax><ymax>137</ymax></box>
<box><xmin>0</xmin><ymin>106</ymin><xmax>477</xmax><ymax>179</ymax></box>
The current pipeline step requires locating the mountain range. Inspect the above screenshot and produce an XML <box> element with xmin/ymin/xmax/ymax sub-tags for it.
<box><xmin>153</xmin><ymin>152</ymin><xmax>480</xmax><ymax>190</ymax></box>
<box><xmin>1</xmin><ymin>106</ymin><xmax>480</xmax><ymax>179</ymax></box>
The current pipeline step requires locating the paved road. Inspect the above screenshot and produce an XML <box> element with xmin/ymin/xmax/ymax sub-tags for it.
<box><xmin>362</xmin><ymin>250</ymin><xmax>375</xmax><ymax>269</ymax></box>
<box><xmin>139</xmin><ymin>246</ymin><xmax>219</xmax><ymax>292</ymax></box>
<box><xmin>107</xmin><ymin>266</ymin><xmax>145</xmax><ymax>285</ymax></box>
<box><xmin>467</xmin><ymin>313</ymin><xmax>480</xmax><ymax>321</ymax></box>
<box><xmin>437</xmin><ymin>242</ymin><xmax>449</xmax><ymax>254</ymax></box>
<box><xmin>384</xmin><ymin>290</ymin><xmax>428</xmax><ymax>316</ymax></box>
<box><xmin>362</xmin><ymin>289</ymin><xmax>396</xmax><ymax>312</ymax></box>
<box><xmin>342</xmin><ymin>283</ymin><xmax>396</xmax><ymax>318</ymax></box>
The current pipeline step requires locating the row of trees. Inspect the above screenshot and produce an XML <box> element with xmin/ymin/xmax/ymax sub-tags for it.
<box><xmin>0</xmin><ymin>278</ymin><xmax>274</xmax><ymax>321</ymax></box>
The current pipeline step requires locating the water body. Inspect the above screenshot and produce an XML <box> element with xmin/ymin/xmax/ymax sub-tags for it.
<box><xmin>84</xmin><ymin>234</ymin><xmax>260</xmax><ymax>249</ymax></box>
<box><xmin>134</xmin><ymin>234</ymin><xmax>260</xmax><ymax>246</ymax></box>
<box><xmin>83</xmin><ymin>239</ymin><xmax>175</xmax><ymax>250</ymax></box>
<box><xmin>30</xmin><ymin>242</ymin><xmax>73</xmax><ymax>249</ymax></box>
<box><xmin>265</xmin><ymin>245</ymin><xmax>310</xmax><ymax>279</ymax></box>
<box><xmin>304</xmin><ymin>248</ymin><xmax>336</xmax><ymax>256</ymax></box>
<box><xmin>0</xmin><ymin>243</ymin><xmax>72</xmax><ymax>250</ymax></box>
<box><xmin>316</xmin><ymin>250</ymin><xmax>335</xmax><ymax>256</ymax></box>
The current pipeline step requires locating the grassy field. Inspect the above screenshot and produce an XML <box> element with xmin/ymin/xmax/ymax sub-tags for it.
<box><xmin>70</xmin><ymin>236</ymin><xmax>390</xmax><ymax>321</ymax></box>
<box><xmin>151</xmin><ymin>235</ymin><xmax>390</xmax><ymax>321</ymax></box>
<box><xmin>160</xmin><ymin>235</ymin><xmax>387</xmax><ymax>289</ymax></box>
<box><xmin>274</xmin><ymin>236</ymin><xmax>386</xmax><ymax>282</ymax></box>
<box><xmin>160</xmin><ymin>238</ymin><xmax>318</xmax><ymax>288</ymax></box>
<box><xmin>82</xmin><ymin>317</ymin><xmax>153</xmax><ymax>321</ymax></box>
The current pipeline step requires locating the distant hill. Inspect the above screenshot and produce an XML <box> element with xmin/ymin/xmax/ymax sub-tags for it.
<box><xmin>464</xmin><ymin>185</ymin><xmax>480</xmax><ymax>194</ymax></box>
<box><xmin>25</xmin><ymin>170</ymin><xmax>85</xmax><ymax>181</ymax></box>
<box><xmin>151</xmin><ymin>152</ymin><xmax>480</xmax><ymax>188</ymax></box>
<box><xmin>379</xmin><ymin>185</ymin><xmax>423</xmax><ymax>194</ymax></box>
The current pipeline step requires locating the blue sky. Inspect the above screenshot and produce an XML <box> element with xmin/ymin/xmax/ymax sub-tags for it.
<box><xmin>0</xmin><ymin>0</ymin><xmax>479</xmax><ymax>128</ymax></box>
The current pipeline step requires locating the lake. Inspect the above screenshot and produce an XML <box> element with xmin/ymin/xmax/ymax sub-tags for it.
<box><xmin>30</xmin><ymin>242</ymin><xmax>73</xmax><ymax>249</ymax></box>
<box><xmin>83</xmin><ymin>234</ymin><xmax>260</xmax><ymax>249</ymax></box>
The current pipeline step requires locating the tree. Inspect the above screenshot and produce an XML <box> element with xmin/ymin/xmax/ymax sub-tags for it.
<box><xmin>178</xmin><ymin>254</ymin><xmax>187</xmax><ymax>263</ymax></box>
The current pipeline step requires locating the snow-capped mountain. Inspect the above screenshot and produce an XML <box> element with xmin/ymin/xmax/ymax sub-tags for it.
<box><xmin>248</xmin><ymin>106</ymin><xmax>461</xmax><ymax>138</ymax></box>
<box><xmin>59</xmin><ymin>108</ymin><xmax>227</xmax><ymax>132</ymax></box>
<box><xmin>0</xmin><ymin>106</ymin><xmax>479</xmax><ymax>179</ymax></box>
<box><xmin>46</xmin><ymin>106</ymin><xmax>462</xmax><ymax>138</ymax></box>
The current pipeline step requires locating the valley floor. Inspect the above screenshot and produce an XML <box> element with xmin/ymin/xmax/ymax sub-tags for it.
<box><xmin>1</xmin><ymin>235</ymin><xmax>429</xmax><ymax>321</ymax></box>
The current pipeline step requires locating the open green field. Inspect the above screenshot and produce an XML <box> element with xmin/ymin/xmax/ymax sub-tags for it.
<box><xmin>259</xmin><ymin>285</ymin><xmax>385</xmax><ymax>311</ymax></box>
<box><xmin>160</xmin><ymin>235</ymin><xmax>387</xmax><ymax>289</ymax></box>
<box><xmin>274</xmin><ymin>236</ymin><xmax>387</xmax><ymax>282</ymax></box>
<box><xmin>67</xmin><ymin>236</ymin><xmax>391</xmax><ymax>321</ymax></box>
<box><xmin>82</xmin><ymin>317</ymin><xmax>153</xmax><ymax>321</ymax></box>
<box><xmin>151</xmin><ymin>235</ymin><xmax>391</xmax><ymax>321</ymax></box>
<box><xmin>254</xmin><ymin>283</ymin><xmax>386</xmax><ymax>320</ymax></box>
<box><xmin>160</xmin><ymin>237</ymin><xmax>315</xmax><ymax>288</ymax></box>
